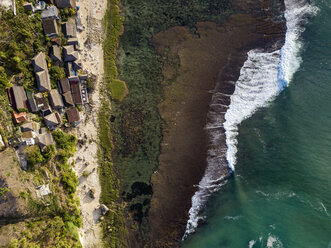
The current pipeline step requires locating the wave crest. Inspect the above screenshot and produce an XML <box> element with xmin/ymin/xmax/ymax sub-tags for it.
<box><xmin>183</xmin><ymin>0</ymin><xmax>318</xmax><ymax>239</ymax></box>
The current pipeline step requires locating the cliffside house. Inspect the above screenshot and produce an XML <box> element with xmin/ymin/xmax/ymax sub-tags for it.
<box><xmin>72</xmin><ymin>59</ymin><xmax>82</xmax><ymax>71</ymax></box>
<box><xmin>49</xmin><ymin>89</ymin><xmax>64</xmax><ymax>110</ymax></box>
<box><xmin>10</xmin><ymin>85</ymin><xmax>27</xmax><ymax>110</ymax></box>
<box><xmin>55</xmin><ymin>0</ymin><xmax>76</xmax><ymax>9</ymax></box>
<box><xmin>50</xmin><ymin>45</ymin><xmax>62</xmax><ymax>63</ymax></box>
<box><xmin>21</xmin><ymin>131</ymin><xmax>37</xmax><ymax>145</ymax></box>
<box><xmin>70</xmin><ymin>79</ymin><xmax>82</xmax><ymax>105</ymax></box>
<box><xmin>35</xmin><ymin>95</ymin><xmax>52</xmax><ymax>117</ymax></box>
<box><xmin>27</xmin><ymin>98</ymin><xmax>38</xmax><ymax>113</ymax></box>
<box><xmin>62</xmin><ymin>91</ymin><xmax>74</xmax><ymax>107</ymax></box>
<box><xmin>66</xmin><ymin>62</ymin><xmax>74</xmax><ymax>77</ymax></box>
<box><xmin>61</xmin><ymin>22</ymin><xmax>77</xmax><ymax>38</ymax></box>
<box><xmin>65</xmin><ymin>107</ymin><xmax>80</xmax><ymax>126</ymax></box>
<box><xmin>51</xmin><ymin>37</ymin><xmax>62</xmax><ymax>46</ymax></box>
<box><xmin>67</xmin><ymin>37</ymin><xmax>79</xmax><ymax>48</ymax></box>
<box><xmin>32</xmin><ymin>52</ymin><xmax>51</xmax><ymax>92</ymax></box>
<box><xmin>42</xmin><ymin>19</ymin><xmax>59</xmax><ymax>38</ymax></box>
<box><xmin>44</xmin><ymin>0</ymin><xmax>55</xmax><ymax>4</ymax></box>
<box><xmin>23</xmin><ymin>2</ymin><xmax>34</xmax><ymax>12</ymax></box>
<box><xmin>21</xmin><ymin>122</ymin><xmax>39</xmax><ymax>133</ymax></box>
<box><xmin>44</xmin><ymin>112</ymin><xmax>61</xmax><ymax>129</ymax></box>
<box><xmin>38</xmin><ymin>131</ymin><xmax>54</xmax><ymax>150</ymax></box>
<box><xmin>12</xmin><ymin>111</ymin><xmax>27</xmax><ymax>124</ymax></box>
<box><xmin>63</xmin><ymin>45</ymin><xmax>79</xmax><ymax>62</ymax></box>
<box><xmin>41</xmin><ymin>6</ymin><xmax>59</xmax><ymax>20</ymax></box>
<box><xmin>78</xmin><ymin>74</ymin><xmax>88</xmax><ymax>81</ymax></box>
<box><xmin>59</xmin><ymin>78</ymin><xmax>70</xmax><ymax>93</ymax></box>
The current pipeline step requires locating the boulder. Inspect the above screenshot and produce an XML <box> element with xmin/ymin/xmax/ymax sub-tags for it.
<box><xmin>100</xmin><ymin>204</ymin><xmax>109</xmax><ymax>215</ymax></box>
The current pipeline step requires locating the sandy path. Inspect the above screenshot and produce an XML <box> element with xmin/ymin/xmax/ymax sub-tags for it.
<box><xmin>72</xmin><ymin>0</ymin><xmax>107</xmax><ymax>247</ymax></box>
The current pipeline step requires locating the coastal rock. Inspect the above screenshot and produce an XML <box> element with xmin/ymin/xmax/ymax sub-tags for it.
<box><xmin>87</xmin><ymin>188</ymin><xmax>95</xmax><ymax>199</ymax></box>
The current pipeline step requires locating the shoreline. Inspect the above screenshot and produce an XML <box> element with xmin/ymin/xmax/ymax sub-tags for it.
<box><xmin>148</xmin><ymin>0</ymin><xmax>286</xmax><ymax>245</ymax></box>
<box><xmin>72</xmin><ymin>0</ymin><xmax>107</xmax><ymax>247</ymax></box>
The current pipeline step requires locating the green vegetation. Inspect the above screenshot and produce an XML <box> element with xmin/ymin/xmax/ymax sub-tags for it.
<box><xmin>8</xmin><ymin>217</ymin><xmax>81</xmax><ymax>248</ymax></box>
<box><xmin>42</xmin><ymin>144</ymin><xmax>56</xmax><ymax>162</ymax></box>
<box><xmin>0</xmin><ymin>0</ymin><xmax>50</xmax><ymax>140</ymax></box>
<box><xmin>109</xmin><ymin>79</ymin><xmax>128</xmax><ymax>101</ymax></box>
<box><xmin>26</xmin><ymin>145</ymin><xmax>44</xmax><ymax>169</ymax></box>
<box><xmin>12</xmin><ymin>143</ymin><xmax>82</xmax><ymax>247</ymax></box>
<box><xmin>0</xmin><ymin>1</ymin><xmax>83</xmax><ymax>247</ymax></box>
<box><xmin>0</xmin><ymin>3</ymin><xmax>48</xmax><ymax>89</ymax></box>
<box><xmin>76</xmin><ymin>104</ymin><xmax>82</xmax><ymax>112</ymax></box>
<box><xmin>53</xmin><ymin>130</ymin><xmax>77</xmax><ymax>162</ymax></box>
<box><xmin>17</xmin><ymin>108</ymin><xmax>28</xmax><ymax>113</ymax></box>
<box><xmin>62</xmin><ymin>167</ymin><xmax>78</xmax><ymax>194</ymax></box>
<box><xmin>0</xmin><ymin>186</ymin><xmax>9</xmax><ymax>198</ymax></box>
<box><xmin>49</xmin><ymin>66</ymin><xmax>66</xmax><ymax>88</ymax></box>
<box><xmin>0</xmin><ymin>66</ymin><xmax>10</xmax><ymax>89</ymax></box>
<box><xmin>26</xmin><ymin>144</ymin><xmax>56</xmax><ymax>169</ymax></box>
<box><xmin>59</xmin><ymin>7</ymin><xmax>76</xmax><ymax>22</ymax></box>
<box><xmin>0</xmin><ymin>126</ymin><xmax>7</xmax><ymax>146</ymax></box>
<box><xmin>97</xmin><ymin>0</ymin><xmax>127</xmax><ymax>246</ymax></box>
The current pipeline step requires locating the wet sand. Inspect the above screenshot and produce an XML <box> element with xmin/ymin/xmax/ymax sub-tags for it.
<box><xmin>148</xmin><ymin>0</ymin><xmax>286</xmax><ymax>247</ymax></box>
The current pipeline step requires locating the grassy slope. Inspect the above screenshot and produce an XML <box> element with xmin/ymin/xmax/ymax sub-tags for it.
<box><xmin>104</xmin><ymin>0</ymin><xmax>233</xmax><ymax>243</ymax></box>
<box><xmin>98</xmin><ymin>0</ymin><xmax>127</xmax><ymax>246</ymax></box>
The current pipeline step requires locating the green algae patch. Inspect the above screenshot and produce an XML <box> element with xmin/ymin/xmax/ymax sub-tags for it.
<box><xmin>109</xmin><ymin>79</ymin><xmax>128</xmax><ymax>101</ymax></box>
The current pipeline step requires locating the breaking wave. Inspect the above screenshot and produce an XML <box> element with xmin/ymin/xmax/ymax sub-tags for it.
<box><xmin>183</xmin><ymin>0</ymin><xmax>318</xmax><ymax>239</ymax></box>
<box><xmin>225</xmin><ymin>0</ymin><xmax>317</xmax><ymax>170</ymax></box>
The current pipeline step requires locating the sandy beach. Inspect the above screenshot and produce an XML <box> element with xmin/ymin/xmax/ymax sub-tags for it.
<box><xmin>71</xmin><ymin>0</ymin><xmax>107</xmax><ymax>247</ymax></box>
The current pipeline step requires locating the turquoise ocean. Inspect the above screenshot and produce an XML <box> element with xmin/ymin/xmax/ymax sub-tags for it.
<box><xmin>182</xmin><ymin>0</ymin><xmax>331</xmax><ymax>247</ymax></box>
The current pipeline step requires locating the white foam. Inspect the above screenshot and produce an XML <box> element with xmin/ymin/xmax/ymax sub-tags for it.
<box><xmin>224</xmin><ymin>49</ymin><xmax>280</xmax><ymax>170</ymax></box>
<box><xmin>226</xmin><ymin>0</ymin><xmax>318</xmax><ymax>170</ymax></box>
<box><xmin>183</xmin><ymin>0</ymin><xmax>318</xmax><ymax>239</ymax></box>
<box><xmin>249</xmin><ymin>239</ymin><xmax>256</xmax><ymax>248</ymax></box>
<box><xmin>267</xmin><ymin>234</ymin><xmax>283</xmax><ymax>248</ymax></box>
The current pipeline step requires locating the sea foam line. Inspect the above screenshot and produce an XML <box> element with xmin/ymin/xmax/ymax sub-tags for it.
<box><xmin>183</xmin><ymin>0</ymin><xmax>318</xmax><ymax>239</ymax></box>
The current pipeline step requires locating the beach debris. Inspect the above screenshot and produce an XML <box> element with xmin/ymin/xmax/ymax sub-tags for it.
<box><xmin>87</xmin><ymin>188</ymin><xmax>95</xmax><ymax>199</ymax></box>
<box><xmin>99</xmin><ymin>204</ymin><xmax>109</xmax><ymax>215</ymax></box>
<box><xmin>36</xmin><ymin>184</ymin><xmax>51</xmax><ymax>198</ymax></box>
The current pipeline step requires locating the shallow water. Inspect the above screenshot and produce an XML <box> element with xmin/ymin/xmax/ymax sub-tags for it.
<box><xmin>182</xmin><ymin>0</ymin><xmax>331</xmax><ymax>247</ymax></box>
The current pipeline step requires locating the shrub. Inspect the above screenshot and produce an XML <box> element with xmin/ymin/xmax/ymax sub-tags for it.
<box><xmin>49</xmin><ymin>66</ymin><xmax>65</xmax><ymax>83</ymax></box>
<box><xmin>0</xmin><ymin>66</ymin><xmax>10</xmax><ymax>89</ymax></box>
<box><xmin>17</xmin><ymin>108</ymin><xmax>28</xmax><ymax>113</ymax></box>
<box><xmin>63</xmin><ymin>221</ymin><xmax>79</xmax><ymax>241</ymax></box>
<box><xmin>26</xmin><ymin>146</ymin><xmax>44</xmax><ymax>168</ymax></box>
<box><xmin>62</xmin><ymin>168</ymin><xmax>78</xmax><ymax>194</ymax></box>
<box><xmin>59</xmin><ymin>8</ymin><xmax>76</xmax><ymax>22</ymax></box>
<box><xmin>43</xmin><ymin>144</ymin><xmax>56</xmax><ymax>162</ymax></box>
<box><xmin>0</xmin><ymin>187</ymin><xmax>9</xmax><ymax>198</ymax></box>
<box><xmin>53</xmin><ymin>130</ymin><xmax>77</xmax><ymax>156</ymax></box>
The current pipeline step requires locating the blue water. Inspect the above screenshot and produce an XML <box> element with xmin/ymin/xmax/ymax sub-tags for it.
<box><xmin>182</xmin><ymin>1</ymin><xmax>331</xmax><ymax>247</ymax></box>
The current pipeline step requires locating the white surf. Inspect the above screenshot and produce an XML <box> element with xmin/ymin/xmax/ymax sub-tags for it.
<box><xmin>183</xmin><ymin>0</ymin><xmax>317</xmax><ymax>239</ymax></box>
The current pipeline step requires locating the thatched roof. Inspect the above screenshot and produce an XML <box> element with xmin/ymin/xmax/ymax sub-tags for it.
<box><xmin>66</xmin><ymin>107</ymin><xmax>80</xmax><ymax>123</ymax></box>
<box><xmin>49</xmin><ymin>89</ymin><xmax>64</xmax><ymax>109</ymax></box>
